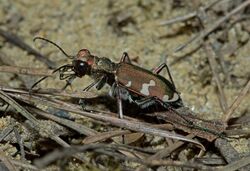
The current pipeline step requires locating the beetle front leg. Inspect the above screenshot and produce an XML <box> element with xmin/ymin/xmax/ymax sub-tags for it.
<box><xmin>62</xmin><ymin>75</ymin><xmax>76</xmax><ymax>90</ymax></box>
<box><xmin>79</xmin><ymin>76</ymin><xmax>107</xmax><ymax>109</ymax></box>
<box><xmin>82</xmin><ymin>76</ymin><xmax>107</xmax><ymax>91</ymax></box>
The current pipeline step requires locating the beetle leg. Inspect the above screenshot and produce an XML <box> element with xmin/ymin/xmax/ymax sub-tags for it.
<box><xmin>112</xmin><ymin>79</ymin><xmax>124</xmax><ymax>119</ymax></box>
<box><xmin>82</xmin><ymin>76</ymin><xmax>107</xmax><ymax>91</ymax></box>
<box><xmin>109</xmin><ymin>84</ymin><xmax>135</xmax><ymax>104</ymax></box>
<box><xmin>95</xmin><ymin>76</ymin><xmax>108</xmax><ymax>90</ymax></box>
<box><xmin>135</xmin><ymin>97</ymin><xmax>194</xmax><ymax>125</ymax></box>
<box><xmin>120</xmin><ymin>52</ymin><xmax>131</xmax><ymax>64</ymax></box>
<box><xmin>109</xmin><ymin>83</ymin><xmax>123</xmax><ymax>115</ymax></box>
<box><xmin>62</xmin><ymin>75</ymin><xmax>76</xmax><ymax>90</ymax></box>
<box><xmin>79</xmin><ymin>76</ymin><xmax>107</xmax><ymax>109</ymax></box>
<box><xmin>134</xmin><ymin>96</ymin><xmax>160</xmax><ymax>109</ymax></box>
<box><xmin>108</xmin><ymin>83</ymin><xmax>126</xmax><ymax>143</ymax></box>
<box><xmin>113</xmin><ymin>82</ymin><xmax>125</xmax><ymax>143</ymax></box>
<box><xmin>152</xmin><ymin>63</ymin><xmax>176</xmax><ymax>90</ymax></box>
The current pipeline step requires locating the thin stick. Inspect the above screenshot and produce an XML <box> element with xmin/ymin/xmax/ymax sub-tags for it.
<box><xmin>0</xmin><ymin>65</ymin><xmax>53</xmax><ymax>76</ymax></box>
<box><xmin>172</xmin><ymin>0</ymin><xmax>250</xmax><ymax>56</ymax></box>
<box><xmin>218</xmin><ymin>155</ymin><xmax>250</xmax><ymax>171</ymax></box>
<box><xmin>0</xmin><ymin>28</ymin><xmax>55</xmax><ymax>68</ymax></box>
<box><xmin>204</xmin><ymin>42</ymin><xmax>228</xmax><ymax>112</ymax></box>
<box><xmin>9</xmin><ymin>159</ymin><xmax>38</xmax><ymax>170</ymax></box>
<box><xmin>0</xmin><ymin>85</ymin><xmax>98</xmax><ymax>99</ymax></box>
<box><xmin>0</xmin><ymin>90</ymin><xmax>72</xmax><ymax>149</ymax></box>
<box><xmin>28</xmin><ymin>107</ymin><xmax>97</xmax><ymax>136</ymax></box>
<box><xmin>8</xmin><ymin>92</ymin><xmax>205</xmax><ymax>150</ymax></box>
<box><xmin>82</xmin><ymin>130</ymin><xmax>131</xmax><ymax>144</ymax></box>
<box><xmin>197</xmin><ymin>0</ymin><xmax>250</xmax><ymax>42</ymax></box>
<box><xmin>0</xmin><ymin>124</ymin><xmax>15</xmax><ymax>142</ymax></box>
<box><xmin>159</xmin><ymin>0</ymin><xmax>221</xmax><ymax>26</ymax></box>
<box><xmin>0</xmin><ymin>90</ymin><xmax>39</xmax><ymax>125</ymax></box>
<box><xmin>34</xmin><ymin>144</ymin><xmax>212</xmax><ymax>170</ymax></box>
<box><xmin>0</xmin><ymin>149</ymin><xmax>18</xmax><ymax>171</ymax></box>
<box><xmin>222</xmin><ymin>80</ymin><xmax>250</xmax><ymax>123</ymax></box>
<box><xmin>137</xmin><ymin>134</ymin><xmax>196</xmax><ymax>171</ymax></box>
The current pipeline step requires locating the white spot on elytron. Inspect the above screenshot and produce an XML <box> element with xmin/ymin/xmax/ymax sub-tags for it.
<box><xmin>162</xmin><ymin>92</ymin><xmax>179</xmax><ymax>102</ymax></box>
<box><xmin>140</xmin><ymin>80</ymin><xmax>155</xmax><ymax>96</ymax></box>
<box><xmin>125</xmin><ymin>81</ymin><xmax>132</xmax><ymax>87</ymax></box>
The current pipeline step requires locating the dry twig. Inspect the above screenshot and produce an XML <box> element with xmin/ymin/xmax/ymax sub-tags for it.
<box><xmin>222</xmin><ymin>80</ymin><xmax>250</xmax><ymax>124</ymax></box>
<box><xmin>172</xmin><ymin>0</ymin><xmax>250</xmax><ymax>58</ymax></box>
<box><xmin>7</xmin><ymin>91</ymin><xmax>205</xmax><ymax>150</ymax></box>
<box><xmin>0</xmin><ymin>28</ymin><xmax>55</xmax><ymax>68</ymax></box>
<box><xmin>204</xmin><ymin>41</ymin><xmax>228</xmax><ymax>112</ymax></box>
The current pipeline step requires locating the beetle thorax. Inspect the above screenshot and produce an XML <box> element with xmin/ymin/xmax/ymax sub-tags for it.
<box><xmin>92</xmin><ymin>57</ymin><xmax>116</xmax><ymax>73</ymax></box>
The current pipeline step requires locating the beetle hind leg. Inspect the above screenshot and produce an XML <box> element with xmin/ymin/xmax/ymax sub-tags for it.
<box><xmin>134</xmin><ymin>96</ymin><xmax>169</xmax><ymax>110</ymax></box>
<box><xmin>152</xmin><ymin>63</ymin><xmax>176</xmax><ymax>90</ymax></box>
<box><xmin>80</xmin><ymin>76</ymin><xmax>107</xmax><ymax>109</ymax></box>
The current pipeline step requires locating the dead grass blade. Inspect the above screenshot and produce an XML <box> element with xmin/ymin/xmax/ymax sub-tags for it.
<box><xmin>217</xmin><ymin>155</ymin><xmax>250</xmax><ymax>171</ymax></box>
<box><xmin>82</xmin><ymin>129</ymin><xmax>131</xmax><ymax>144</ymax></box>
<box><xmin>0</xmin><ymin>28</ymin><xmax>55</xmax><ymax>68</ymax></box>
<box><xmin>28</xmin><ymin>107</ymin><xmax>97</xmax><ymax>136</ymax></box>
<box><xmin>34</xmin><ymin>144</ymin><xmax>213</xmax><ymax>170</ymax></box>
<box><xmin>7</xmin><ymin>92</ymin><xmax>205</xmax><ymax>150</ymax></box>
<box><xmin>172</xmin><ymin>0</ymin><xmax>250</xmax><ymax>58</ymax></box>
<box><xmin>0</xmin><ymin>149</ymin><xmax>18</xmax><ymax>171</ymax></box>
<box><xmin>0</xmin><ymin>85</ymin><xmax>98</xmax><ymax>99</ymax></box>
<box><xmin>222</xmin><ymin>80</ymin><xmax>250</xmax><ymax>124</ymax></box>
<box><xmin>0</xmin><ymin>65</ymin><xmax>53</xmax><ymax>76</ymax></box>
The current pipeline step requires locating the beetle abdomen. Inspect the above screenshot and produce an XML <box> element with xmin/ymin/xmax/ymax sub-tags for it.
<box><xmin>116</xmin><ymin>63</ymin><xmax>180</xmax><ymax>103</ymax></box>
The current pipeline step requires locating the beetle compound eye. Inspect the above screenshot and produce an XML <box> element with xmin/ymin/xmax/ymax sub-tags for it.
<box><xmin>73</xmin><ymin>60</ymin><xmax>90</xmax><ymax>77</ymax></box>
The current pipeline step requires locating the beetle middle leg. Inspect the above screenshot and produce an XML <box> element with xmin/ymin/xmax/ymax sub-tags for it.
<box><xmin>79</xmin><ymin>76</ymin><xmax>107</xmax><ymax>109</ymax></box>
<box><xmin>82</xmin><ymin>76</ymin><xmax>107</xmax><ymax>91</ymax></box>
<box><xmin>109</xmin><ymin>81</ymin><xmax>126</xmax><ymax>143</ymax></box>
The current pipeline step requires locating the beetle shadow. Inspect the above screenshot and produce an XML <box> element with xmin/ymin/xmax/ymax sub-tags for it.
<box><xmin>78</xmin><ymin>95</ymin><xmax>165</xmax><ymax>124</ymax></box>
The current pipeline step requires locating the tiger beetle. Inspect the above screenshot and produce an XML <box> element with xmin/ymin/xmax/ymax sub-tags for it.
<box><xmin>31</xmin><ymin>37</ymin><xmax>184</xmax><ymax>120</ymax></box>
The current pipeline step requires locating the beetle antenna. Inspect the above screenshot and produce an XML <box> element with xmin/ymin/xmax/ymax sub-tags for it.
<box><xmin>30</xmin><ymin>64</ymin><xmax>73</xmax><ymax>90</ymax></box>
<box><xmin>33</xmin><ymin>37</ymin><xmax>75</xmax><ymax>59</ymax></box>
<box><xmin>30</xmin><ymin>76</ymin><xmax>49</xmax><ymax>90</ymax></box>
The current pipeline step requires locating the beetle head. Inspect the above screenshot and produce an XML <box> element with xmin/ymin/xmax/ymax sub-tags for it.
<box><xmin>71</xmin><ymin>49</ymin><xmax>95</xmax><ymax>77</ymax></box>
<box><xmin>31</xmin><ymin>37</ymin><xmax>94</xmax><ymax>89</ymax></box>
<box><xmin>76</xmin><ymin>49</ymin><xmax>94</xmax><ymax>64</ymax></box>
